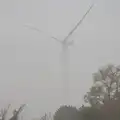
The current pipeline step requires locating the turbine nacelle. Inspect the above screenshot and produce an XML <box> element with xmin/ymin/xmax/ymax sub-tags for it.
<box><xmin>57</xmin><ymin>39</ymin><xmax>74</xmax><ymax>48</ymax></box>
<box><xmin>67</xmin><ymin>40</ymin><xmax>74</xmax><ymax>46</ymax></box>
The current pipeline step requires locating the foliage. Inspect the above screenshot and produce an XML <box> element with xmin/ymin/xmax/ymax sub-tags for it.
<box><xmin>10</xmin><ymin>104</ymin><xmax>25</xmax><ymax>120</ymax></box>
<box><xmin>40</xmin><ymin>113</ymin><xmax>53</xmax><ymax>120</ymax></box>
<box><xmin>54</xmin><ymin>105</ymin><xmax>79</xmax><ymax>120</ymax></box>
<box><xmin>84</xmin><ymin>64</ymin><xmax>120</xmax><ymax>107</ymax></box>
<box><xmin>101</xmin><ymin>99</ymin><xmax>120</xmax><ymax>120</ymax></box>
<box><xmin>78</xmin><ymin>106</ymin><xmax>103</xmax><ymax>120</ymax></box>
<box><xmin>1</xmin><ymin>64</ymin><xmax>120</xmax><ymax>120</ymax></box>
<box><xmin>0</xmin><ymin>104</ymin><xmax>10</xmax><ymax>120</ymax></box>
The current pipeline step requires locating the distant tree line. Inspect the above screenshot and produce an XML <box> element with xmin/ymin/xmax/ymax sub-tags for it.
<box><xmin>54</xmin><ymin>64</ymin><xmax>120</xmax><ymax>120</ymax></box>
<box><xmin>1</xmin><ymin>64</ymin><xmax>120</xmax><ymax>120</ymax></box>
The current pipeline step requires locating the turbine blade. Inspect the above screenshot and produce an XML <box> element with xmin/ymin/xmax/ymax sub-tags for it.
<box><xmin>64</xmin><ymin>3</ymin><xmax>94</xmax><ymax>42</ymax></box>
<box><xmin>24</xmin><ymin>24</ymin><xmax>42</xmax><ymax>32</ymax></box>
<box><xmin>24</xmin><ymin>24</ymin><xmax>62</xmax><ymax>43</ymax></box>
<box><xmin>51</xmin><ymin>36</ymin><xmax>62</xmax><ymax>43</ymax></box>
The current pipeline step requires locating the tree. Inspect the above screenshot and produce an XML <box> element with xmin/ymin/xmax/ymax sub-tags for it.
<box><xmin>40</xmin><ymin>113</ymin><xmax>53</xmax><ymax>120</ymax></box>
<box><xmin>0</xmin><ymin>104</ymin><xmax>10</xmax><ymax>120</ymax></box>
<box><xmin>54</xmin><ymin>105</ymin><xmax>79</xmax><ymax>120</ymax></box>
<box><xmin>9</xmin><ymin>104</ymin><xmax>25</xmax><ymax>120</ymax></box>
<box><xmin>78</xmin><ymin>106</ymin><xmax>103</xmax><ymax>120</ymax></box>
<box><xmin>84</xmin><ymin>64</ymin><xmax>120</xmax><ymax>107</ymax></box>
<box><xmin>101</xmin><ymin>99</ymin><xmax>120</xmax><ymax>120</ymax></box>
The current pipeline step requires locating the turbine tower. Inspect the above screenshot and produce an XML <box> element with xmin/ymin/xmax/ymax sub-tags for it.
<box><xmin>24</xmin><ymin>3</ymin><xmax>94</xmax><ymax>105</ymax></box>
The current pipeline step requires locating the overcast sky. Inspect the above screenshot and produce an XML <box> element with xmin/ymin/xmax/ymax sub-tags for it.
<box><xmin>0</xmin><ymin>0</ymin><xmax>120</xmax><ymax>119</ymax></box>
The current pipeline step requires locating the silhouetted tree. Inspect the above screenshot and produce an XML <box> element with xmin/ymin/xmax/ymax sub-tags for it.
<box><xmin>9</xmin><ymin>104</ymin><xmax>25</xmax><ymax>120</ymax></box>
<box><xmin>101</xmin><ymin>99</ymin><xmax>120</xmax><ymax>120</ymax></box>
<box><xmin>40</xmin><ymin>113</ymin><xmax>53</xmax><ymax>120</ymax></box>
<box><xmin>84</xmin><ymin>64</ymin><xmax>120</xmax><ymax>107</ymax></box>
<box><xmin>78</xmin><ymin>106</ymin><xmax>103</xmax><ymax>120</ymax></box>
<box><xmin>0</xmin><ymin>104</ymin><xmax>10</xmax><ymax>120</ymax></box>
<box><xmin>54</xmin><ymin>105</ymin><xmax>79</xmax><ymax>120</ymax></box>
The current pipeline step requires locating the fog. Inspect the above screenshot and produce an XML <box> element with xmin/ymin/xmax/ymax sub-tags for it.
<box><xmin>0</xmin><ymin>0</ymin><xmax>120</xmax><ymax>119</ymax></box>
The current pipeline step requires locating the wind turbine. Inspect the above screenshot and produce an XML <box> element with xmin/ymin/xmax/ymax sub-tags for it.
<box><xmin>24</xmin><ymin>3</ymin><xmax>94</xmax><ymax>105</ymax></box>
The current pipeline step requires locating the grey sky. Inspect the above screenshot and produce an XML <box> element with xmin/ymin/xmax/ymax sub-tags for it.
<box><xmin>0</xmin><ymin>0</ymin><xmax>120</xmax><ymax>119</ymax></box>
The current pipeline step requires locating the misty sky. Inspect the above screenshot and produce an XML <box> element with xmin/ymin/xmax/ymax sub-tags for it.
<box><xmin>0</xmin><ymin>0</ymin><xmax>120</xmax><ymax>119</ymax></box>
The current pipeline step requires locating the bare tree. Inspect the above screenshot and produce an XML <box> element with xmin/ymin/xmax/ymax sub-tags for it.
<box><xmin>9</xmin><ymin>104</ymin><xmax>25</xmax><ymax>120</ymax></box>
<box><xmin>0</xmin><ymin>104</ymin><xmax>10</xmax><ymax>120</ymax></box>
<box><xmin>40</xmin><ymin>113</ymin><xmax>53</xmax><ymax>120</ymax></box>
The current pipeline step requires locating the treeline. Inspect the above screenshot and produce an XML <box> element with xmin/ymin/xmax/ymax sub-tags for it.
<box><xmin>54</xmin><ymin>64</ymin><xmax>120</xmax><ymax>120</ymax></box>
<box><xmin>1</xmin><ymin>64</ymin><xmax>120</xmax><ymax>120</ymax></box>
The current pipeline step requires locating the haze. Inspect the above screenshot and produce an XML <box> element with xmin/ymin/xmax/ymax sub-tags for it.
<box><xmin>0</xmin><ymin>0</ymin><xmax>120</xmax><ymax>119</ymax></box>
